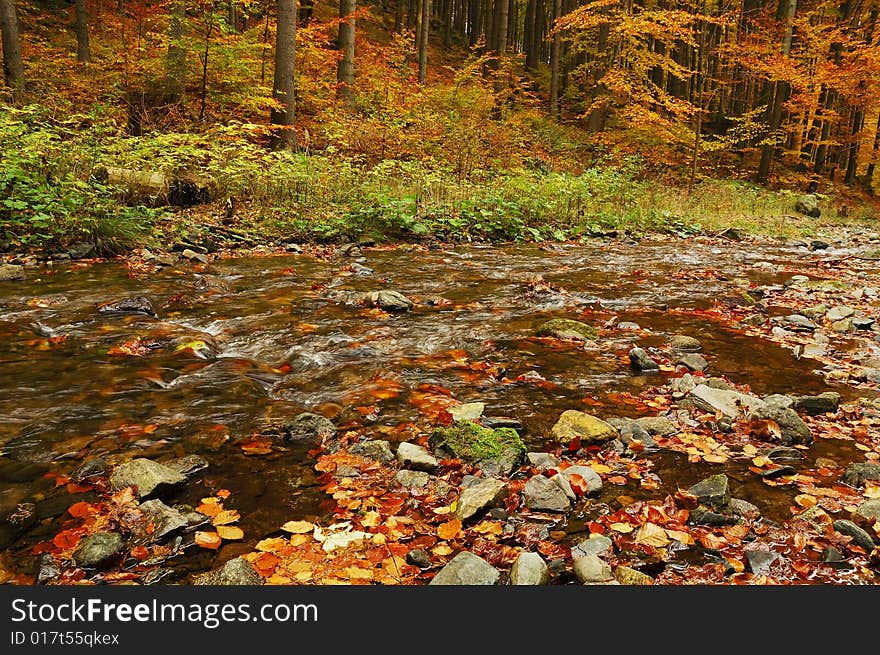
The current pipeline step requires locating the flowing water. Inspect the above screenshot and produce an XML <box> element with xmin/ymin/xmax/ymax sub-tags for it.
<box><xmin>0</xmin><ymin>238</ymin><xmax>876</xmax><ymax>578</ymax></box>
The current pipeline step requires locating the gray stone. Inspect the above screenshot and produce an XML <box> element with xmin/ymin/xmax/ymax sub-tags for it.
<box><xmin>687</xmin><ymin>474</ymin><xmax>730</xmax><ymax>511</ymax></box>
<box><xmin>523</xmin><ymin>475</ymin><xmax>571</xmax><ymax>512</ymax></box>
<box><xmin>767</xmin><ymin>447</ymin><xmax>804</xmax><ymax>462</ymax></box>
<box><xmin>573</xmin><ymin>554</ymin><xmax>614</xmax><ymax>584</ymax></box>
<box><xmin>536</xmin><ymin>318</ymin><xmax>597</xmax><ymax>341</ymax></box>
<box><xmin>181</xmin><ymin>248</ymin><xmax>209</xmax><ymax>264</ymax></box>
<box><xmin>730</xmin><ymin>498</ymin><xmax>760</xmax><ymax>518</ymax></box>
<box><xmin>0</xmin><ymin>264</ymin><xmax>26</xmax><ymax>281</ymax></box>
<box><xmin>618</xmin><ymin>322</ymin><xmax>641</xmax><ymax>330</ymax></box>
<box><xmin>826</xmin><ymin>306</ymin><xmax>855</xmax><ymax>321</ymax></box>
<box><xmin>675</xmin><ymin>374</ymin><xmax>697</xmax><ymax>393</ymax></box>
<box><xmin>832</xmin><ymin>318</ymin><xmax>853</xmax><ymax>333</ymax></box>
<box><xmin>559</xmin><ymin>465</ymin><xmax>602</xmax><ymax>495</ymax></box>
<box><xmin>551</xmin><ymin>474</ymin><xmax>576</xmax><ymax>501</ymax></box>
<box><xmin>833</xmin><ymin>520</ymin><xmax>877</xmax><ymax>552</ymax></box>
<box><xmin>481</xmin><ymin>417</ymin><xmax>523</xmax><ymax>430</ymax></box>
<box><xmin>449</xmin><ymin>403</ymin><xmax>485</xmax><ymax>422</ymax></box>
<box><xmin>72</xmin><ymin>532</ymin><xmax>124</xmax><ymax>568</ymax></box>
<box><xmin>796</xmin><ymin>506</ymin><xmax>831</xmax><ymax>530</ymax></box>
<box><xmin>192</xmin><ymin>557</ymin><xmax>262</xmax><ymax>585</ymax></box>
<box><xmin>109</xmin><ymin>458</ymin><xmax>186</xmax><ymax>499</ymax></box>
<box><xmin>510</xmin><ymin>552</ymin><xmax>549</xmax><ymax>585</ymax></box>
<box><xmin>350</xmin><ymin>440</ymin><xmax>395</xmax><ymax>464</ymax></box>
<box><xmin>748</xmin><ymin>405</ymin><xmax>812</xmax><ymax>445</ymax></box>
<box><xmin>395</xmin><ymin>470</ymin><xmax>430</xmax><ymax>488</ymax></box>
<box><xmin>689</xmin><ymin>506</ymin><xmax>737</xmax><ymax>526</ymax></box>
<box><xmin>70</xmin><ymin>458</ymin><xmax>108</xmax><ymax>483</ymax></box>
<box><xmin>550</xmin><ymin>410</ymin><xmax>617</xmax><ymax>445</ymax></box>
<box><xmin>162</xmin><ymin>454</ymin><xmax>209</xmax><ymax>477</ymax></box>
<box><xmin>396</xmin><ymin>442</ymin><xmax>439</xmax><ymax>472</ymax></box>
<box><xmin>614</xmin><ymin>566</ymin><xmax>654</xmax><ymax>585</ymax></box>
<box><xmin>705</xmin><ymin>377</ymin><xmax>734</xmax><ymax>390</ymax></box>
<box><xmin>669</xmin><ymin>335</ymin><xmax>703</xmax><ymax>352</ymax></box>
<box><xmin>792</xmin><ymin>392</ymin><xmax>839</xmax><ymax>416</ymax></box>
<box><xmin>784</xmin><ymin>315</ymin><xmax>816</xmax><ymax>330</ymax></box>
<box><xmin>690</xmin><ymin>384</ymin><xmax>765</xmax><ymax>419</ymax></box>
<box><xmin>676</xmin><ymin>353</ymin><xmax>708</xmax><ymax>372</ymax></box>
<box><xmin>98</xmin><ymin>296</ymin><xmax>156</xmax><ymax>317</ymax></box>
<box><xmin>795</xmin><ymin>194</ymin><xmax>821</xmax><ymax>218</ymax></box>
<box><xmin>762</xmin><ymin>394</ymin><xmax>794</xmax><ymax>410</ymax></box>
<box><xmin>362</xmin><ymin>290</ymin><xmax>413</xmax><ymax>312</ymax></box>
<box><xmin>454</xmin><ymin>479</ymin><xmax>508</xmax><ymax>521</ymax></box>
<box><xmin>134</xmin><ymin>500</ymin><xmax>188</xmax><ymax>543</ymax></box>
<box><xmin>745</xmin><ymin>549</ymin><xmax>781</xmax><ymax>576</ymax></box>
<box><xmin>853</xmin><ymin>316</ymin><xmax>875</xmax><ymax>330</ymax></box>
<box><xmin>635</xmin><ymin>416</ymin><xmax>677</xmax><ymax>436</ymax></box>
<box><xmin>429</xmin><ymin>552</ymin><xmax>499</xmax><ymax>585</ymax></box>
<box><xmin>526</xmin><ymin>452</ymin><xmax>560</xmax><ymax>470</ymax></box>
<box><xmin>283</xmin><ymin>413</ymin><xmax>336</xmax><ymax>443</ymax></box>
<box><xmin>572</xmin><ymin>535</ymin><xmax>613</xmax><ymax>559</ymax></box>
<box><xmin>629</xmin><ymin>347</ymin><xmax>659</xmax><ymax>371</ymax></box>
<box><xmin>855</xmin><ymin>498</ymin><xmax>880</xmax><ymax>523</ymax></box>
<box><xmin>801</xmin><ymin>304</ymin><xmax>828</xmax><ymax>319</ymax></box>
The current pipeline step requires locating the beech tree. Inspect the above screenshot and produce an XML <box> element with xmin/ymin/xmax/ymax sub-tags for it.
<box><xmin>271</xmin><ymin>0</ymin><xmax>297</xmax><ymax>149</ymax></box>
<box><xmin>0</xmin><ymin>0</ymin><xmax>23</xmax><ymax>95</ymax></box>
<box><xmin>337</xmin><ymin>0</ymin><xmax>355</xmax><ymax>105</ymax></box>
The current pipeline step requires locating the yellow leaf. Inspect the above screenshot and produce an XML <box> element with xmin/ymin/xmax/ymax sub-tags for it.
<box><xmin>703</xmin><ymin>453</ymin><xmax>728</xmax><ymax>464</ymax></box>
<box><xmin>255</xmin><ymin>537</ymin><xmax>288</xmax><ymax>552</ymax></box>
<box><xmin>864</xmin><ymin>483</ymin><xmax>880</xmax><ymax>499</ymax></box>
<box><xmin>174</xmin><ymin>339</ymin><xmax>209</xmax><ymax>353</ymax></box>
<box><xmin>664</xmin><ymin>529</ymin><xmax>694</xmax><ymax>545</ymax></box>
<box><xmin>635</xmin><ymin>522</ymin><xmax>670</xmax><ymax>547</ymax></box>
<box><xmin>345</xmin><ymin>567</ymin><xmax>373</xmax><ymax>580</ymax></box>
<box><xmin>432</xmin><ymin>505</ymin><xmax>452</xmax><ymax>515</ymax></box>
<box><xmin>212</xmin><ymin>509</ymin><xmax>241</xmax><ymax>526</ymax></box>
<box><xmin>267</xmin><ymin>574</ymin><xmax>292</xmax><ymax>585</ymax></box>
<box><xmin>590</xmin><ymin>463</ymin><xmax>612</xmax><ymax>474</ymax></box>
<box><xmin>794</xmin><ymin>494</ymin><xmax>817</xmax><ymax>509</ymax></box>
<box><xmin>361</xmin><ymin>511</ymin><xmax>381</xmax><ymax>527</ymax></box>
<box><xmin>216</xmin><ymin>525</ymin><xmax>244</xmax><ymax>540</ymax></box>
<box><xmin>610</xmin><ymin>522</ymin><xmax>634</xmax><ymax>533</ymax></box>
<box><xmin>855</xmin><ymin>443</ymin><xmax>871</xmax><ymax>452</ymax></box>
<box><xmin>281</xmin><ymin>520</ymin><xmax>315</xmax><ymax>534</ymax></box>
<box><xmin>294</xmin><ymin>571</ymin><xmax>313</xmax><ymax>582</ymax></box>
<box><xmin>372</xmin><ymin>533</ymin><xmax>387</xmax><ymax>545</ymax></box>
<box><xmin>472</xmin><ymin>520</ymin><xmax>503</xmax><ymax>535</ymax></box>
<box><xmin>743</xmin><ymin>444</ymin><xmax>758</xmax><ymax>457</ymax></box>
<box><xmin>752</xmin><ymin>456</ymin><xmax>772</xmax><ymax>467</ymax></box>
<box><xmin>431</xmin><ymin>543</ymin><xmax>453</xmax><ymax>556</ymax></box>
<box><xmin>437</xmin><ymin>519</ymin><xmax>462</xmax><ymax>541</ymax></box>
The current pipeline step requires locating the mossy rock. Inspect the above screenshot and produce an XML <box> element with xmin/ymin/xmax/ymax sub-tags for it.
<box><xmin>429</xmin><ymin>421</ymin><xmax>526</xmax><ymax>464</ymax></box>
<box><xmin>535</xmin><ymin>319</ymin><xmax>597</xmax><ymax>341</ymax></box>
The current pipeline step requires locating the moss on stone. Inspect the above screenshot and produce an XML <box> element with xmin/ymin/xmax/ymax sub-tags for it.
<box><xmin>429</xmin><ymin>421</ymin><xmax>525</xmax><ymax>462</ymax></box>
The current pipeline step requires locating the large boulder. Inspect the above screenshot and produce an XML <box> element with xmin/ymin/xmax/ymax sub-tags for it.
<box><xmin>795</xmin><ymin>194</ymin><xmax>820</xmax><ymax>218</ymax></box>
<box><xmin>833</xmin><ymin>520</ymin><xmax>876</xmax><ymax>552</ymax></box>
<box><xmin>509</xmin><ymin>552</ymin><xmax>549</xmax><ymax>585</ymax></box>
<box><xmin>524</xmin><ymin>475</ymin><xmax>571</xmax><ymax>512</ymax></box>
<box><xmin>192</xmin><ymin>557</ymin><xmax>263</xmax><ymax>585</ymax></box>
<box><xmin>550</xmin><ymin>410</ymin><xmax>617</xmax><ymax>445</ymax></box>
<box><xmin>689</xmin><ymin>384</ymin><xmax>765</xmax><ymax>419</ymax></box>
<box><xmin>109</xmin><ymin>458</ymin><xmax>186</xmax><ymax>499</ymax></box>
<box><xmin>429</xmin><ymin>421</ymin><xmax>525</xmax><ymax>470</ymax></box>
<box><xmin>792</xmin><ymin>392</ymin><xmax>840</xmax><ymax>416</ymax></box>
<box><xmin>559</xmin><ymin>465</ymin><xmax>602</xmax><ymax>495</ymax></box>
<box><xmin>454</xmin><ymin>478</ymin><xmax>508</xmax><ymax>521</ymax></box>
<box><xmin>748</xmin><ymin>405</ymin><xmax>812</xmax><ymax>445</ymax></box>
<box><xmin>429</xmin><ymin>552</ymin><xmax>499</xmax><ymax>585</ymax></box>
<box><xmin>283</xmin><ymin>413</ymin><xmax>336</xmax><ymax>444</ymax></box>
<box><xmin>536</xmin><ymin>319</ymin><xmax>597</xmax><ymax>341</ymax></box>
<box><xmin>687</xmin><ymin>474</ymin><xmax>730</xmax><ymax>511</ymax></box>
<box><xmin>669</xmin><ymin>335</ymin><xmax>703</xmax><ymax>352</ymax></box>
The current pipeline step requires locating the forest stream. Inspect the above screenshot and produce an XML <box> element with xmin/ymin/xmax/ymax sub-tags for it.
<box><xmin>2</xmin><ymin>236</ymin><xmax>880</xmax><ymax>585</ymax></box>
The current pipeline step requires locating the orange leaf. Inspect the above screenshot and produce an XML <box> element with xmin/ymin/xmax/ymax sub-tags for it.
<box><xmin>52</xmin><ymin>530</ymin><xmax>82</xmax><ymax>550</ymax></box>
<box><xmin>437</xmin><ymin>519</ymin><xmax>462</xmax><ymax>541</ymax></box>
<box><xmin>254</xmin><ymin>552</ymin><xmax>279</xmax><ymax>577</ymax></box>
<box><xmin>196</xmin><ymin>502</ymin><xmax>223</xmax><ymax>517</ymax></box>
<box><xmin>212</xmin><ymin>509</ymin><xmax>241</xmax><ymax>526</ymax></box>
<box><xmin>195</xmin><ymin>531</ymin><xmax>222</xmax><ymax>550</ymax></box>
<box><xmin>67</xmin><ymin>501</ymin><xmax>94</xmax><ymax>518</ymax></box>
<box><xmin>130</xmin><ymin>545</ymin><xmax>150</xmax><ymax>561</ymax></box>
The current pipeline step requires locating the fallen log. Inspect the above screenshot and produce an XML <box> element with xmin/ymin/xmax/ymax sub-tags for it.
<box><xmin>92</xmin><ymin>166</ymin><xmax>211</xmax><ymax>207</ymax></box>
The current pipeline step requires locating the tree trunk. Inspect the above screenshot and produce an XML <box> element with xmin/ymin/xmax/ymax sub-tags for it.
<box><xmin>0</xmin><ymin>0</ymin><xmax>24</xmax><ymax>95</ymax></box>
<box><xmin>394</xmin><ymin>0</ymin><xmax>404</xmax><ymax>32</ymax></box>
<box><xmin>418</xmin><ymin>0</ymin><xmax>428</xmax><ymax>83</ymax></box>
<box><xmin>165</xmin><ymin>0</ymin><xmax>187</xmax><ymax>101</ymax></box>
<box><xmin>337</xmin><ymin>0</ymin><xmax>355</xmax><ymax>105</ymax></box>
<box><xmin>524</xmin><ymin>0</ymin><xmax>537</xmax><ymax>69</ymax></box>
<box><xmin>74</xmin><ymin>0</ymin><xmax>91</xmax><ymax>63</ymax></box>
<box><xmin>757</xmin><ymin>0</ymin><xmax>796</xmax><ymax>182</ymax></box>
<box><xmin>845</xmin><ymin>101</ymin><xmax>864</xmax><ymax>185</ymax></box>
<box><xmin>271</xmin><ymin>0</ymin><xmax>297</xmax><ymax>150</ymax></box>
<box><xmin>866</xmin><ymin>111</ymin><xmax>880</xmax><ymax>185</ymax></box>
<box><xmin>549</xmin><ymin>0</ymin><xmax>561</xmax><ymax>117</ymax></box>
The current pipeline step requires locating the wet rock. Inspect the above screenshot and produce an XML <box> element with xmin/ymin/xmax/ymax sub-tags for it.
<box><xmin>526</xmin><ymin>452</ymin><xmax>559</xmax><ymax>471</ymax></box>
<box><xmin>559</xmin><ymin>465</ymin><xmax>602</xmax><ymax>495</ymax></box>
<box><xmin>481</xmin><ymin>416</ymin><xmax>523</xmax><ymax>430</ymax></box>
<box><xmin>98</xmin><ymin>296</ymin><xmax>156</xmax><ymax>317</ymax></box>
<box><xmin>134</xmin><ymin>500</ymin><xmax>188</xmax><ymax>543</ymax></box>
<box><xmin>629</xmin><ymin>347</ymin><xmax>659</xmax><ymax>371</ymax></box>
<box><xmin>792</xmin><ymin>392</ymin><xmax>839</xmax><ymax>416</ymax></box>
<box><xmin>535</xmin><ymin>318</ymin><xmax>597</xmax><ymax>341</ymax></box>
<box><xmin>614</xmin><ymin>566</ymin><xmax>654</xmax><ymax>585</ymax></box>
<box><xmin>573</xmin><ymin>554</ymin><xmax>614</xmax><ymax>584</ymax></box>
<box><xmin>162</xmin><ymin>454</ymin><xmax>209</xmax><ymax>477</ymax></box>
<box><xmin>396</xmin><ymin>442</ymin><xmax>438</xmax><ymax>472</ymax></box>
<box><xmin>181</xmin><ymin>248</ymin><xmax>209</xmax><ymax>264</ymax></box>
<box><xmin>283</xmin><ymin>413</ymin><xmax>336</xmax><ymax>443</ymax></box>
<box><xmin>572</xmin><ymin>535</ymin><xmax>613</xmax><ymax>559</ymax></box>
<box><xmin>747</xmin><ymin>405</ymin><xmax>812</xmax><ymax>445</ymax></box>
<box><xmin>822</xmin><ymin>547</ymin><xmax>849</xmax><ymax>568</ymax></box>
<box><xmin>406</xmin><ymin>549</ymin><xmax>432</xmax><ymax>569</ymax></box>
<box><xmin>72</xmin><ymin>532</ymin><xmax>124</xmax><ymax>568</ymax></box>
<box><xmin>349</xmin><ymin>439</ymin><xmax>394</xmax><ymax>464</ymax></box>
<box><xmin>618</xmin><ymin>421</ymin><xmax>653</xmax><ymax>445</ymax></box>
<box><xmin>362</xmin><ymin>290</ymin><xmax>413</xmax><ymax>312</ymax></box>
<box><xmin>394</xmin><ymin>470</ymin><xmax>430</xmax><ymax>488</ymax></box>
<box><xmin>795</xmin><ymin>194</ymin><xmax>821</xmax><ymax>218</ymax></box>
<box><xmin>192</xmin><ymin>557</ymin><xmax>262</xmax><ymax>585</ymax></box>
<box><xmin>690</xmin><ymin>384</ymin><xmax>765</xmax><ymax>419</ymax></box>
<box><xmin>783</xmin><ymin>314</ymin><xmax>816</xmax><ymax>330</ymax></box>
<box><xmin>676</xmin><ymin>353</ymin><xmax>708</xmax><ymax>372</ymax></box>
<box><xmin>826</xmin><ymin>306</ymin><xmax>855</xmax><ymax>322</ymax></box>
<box><xmin>510</xmin><ymin>552</ymin><xmax>549</xmax><ymax>585</ymax></box>
<box><xmin>674</xmin><ymin>374</ymin><xmax>697</xmax><ymax>393</ymax></box>
<box><xmin>550</xmin><ymin>410</ymin><xmax>617</xmax><ymax>445</ymax></box>
<box><xmin>745</xmin><ymin>549</ymin><xmax>781</xmax><ymax>576</ymax></box>
<box><xmin>0</xmin><ymin>264</ymin><xmax>26</xmax><ymax>281</ymax></box>
<box><xmin>767</xmin><ymin>447</ymin><xmax>804</xmax><ymax>462</ymax></box>
<box><xmin>687</xmin><ymin>474</ymin><xmax>730</xmax><ymax>511</ymax></box>
<box><xmin>761</xmin><ymin>465</ymin><xmax>796</xmax><ymax>479</ymax></box>
<box><xmin>70</xmin><ymin>457</ymin><xmax>108</xmax><ymax>483</ymax></box>
<box><xmin>833</xmin><ymin>520</ymin><xmax>877</xmax><ymax>552</ymax></box>
<box><xmin>429</xmin><ymin>552</ymin><xmax>499</xmax><ymax>585</ymax></box>
<box><xmin>730</xmin><ymin>498</ymin><xmax>760</xmax><ymax>518</ymax></box>
<box><xmin>523</xmin><ymin>475</ymin><xmax>571</xmax><ymax>512</ymax></box>
<box><xmin>35</xmin><ymin>554</ymin><xmax>60</xmax><ymax>584</ymax></box>
<box><xmin>831</xmin><ymin>318</ymin><xmax>853</xmax><ymax>333</ymax></box>
<box><xmin>454</xmin><ymin>479</ymin><xmax>508</xmax><ymax>521</ymax></box>
<box><xmin>689</xmin><ymin>506</ymin><xmax>737</xmax><ymax>526</ymax></box>
<box><xmin>348</xmin><ymin>262</ymin><xmax>373</xmax><ymax>275</ymax></box>
<box><xmin>809</xmin><ymin>240</ymin><xmax>829</xmax><ymax>251</ymax></box>
<box><xmin>801</xmin><ymin>304</ymin><xmax>828</xmax><ymax>319</ymax></box>
<box><xmin>109</xmin><ymin>458</ymin><xmax>186</xmax><ymax>499</ymax></box>
<box><xmin>618</xmin><ymin>321</ymin><xmax>641</xmax><ymax>330</ymax></box>
<box><xmin>449</xmin><ymin>402</ymin><xmax>485</xmax><ymax>422</ymax></box>
<box><xmin>853</xmin><ymin>316</ymin><xmax>875</xmax><ymax>330</ymax></box>
<box><xmin>762</xmin><ymin>394</ymin><xmax>794</xmax><ymax>410</ymax></box>
<box><xmin>551</xmin><ymin>473</ymin><xmax>575</xmax><ymax>501</ymax></box>
<box><xmin>855</xmin><ymin>498</ymin><xmax>880</xmax><ymax>523</ymax></box>
<box><xmin>669</xmin><ymin>335</ymin><xmax>703</xmax><ymax>352</ymax></box>
<box><xmin>636</xmin><ymin>415</ymin><xmax>676</xmax><ymax>436</ymax></box>
<box><xmin>429</xmin><ymin>421</ymin><xmax>525</xmax><ymax>468</ymax></box>
<box><xmin>796</xmin><ymin>505</ymin><xmax>831</xmax><ymax>530</ymax></box>
<box><xmin>68</xmin><ymin>242</ymin><xmax>94</xmax><ymax>259</ymax></box>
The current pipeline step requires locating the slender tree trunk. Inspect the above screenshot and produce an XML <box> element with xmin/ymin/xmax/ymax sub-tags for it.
<box><xmin>74</xmin><ymin>0</ymin><xmax>91</xmax><ymax>63</ymax></box>
<box><xmin>549</xmin><ymin>0</ymin><xmax>561</xmax><ymax>117</ymax></box>
<box><xmin>866</xmin><ymin>111</ymin><xmax>880</xmax><ymax>185</ymax></box>
<box><xmin>166</xmin><ymin>0</ymin><xmax>187</xmax><ymax>101</ymax></box>
<box><xmin>418</xmin><ymin>0</ymin><xmax>428</xmax><ymax>83</ymax></box>
<box><xmin>271</xmin><ymin>0</ymin><xmax>297</xmax><ymax>150</ymax></box>
<box><xmin>260</xmin><ymin>0</ymin><xmax>271</xmax><ymax>85</ymax></box>
<box><xmin>0</xmin><ymin>0</ymin><xmax>24</xmax><ymax>95</ymax></box>
<box><xmin>845</xmin><ymin>101</ymin><xmax>864</xmax><ymax>185</ymax></box>
<box><xmin>757</xmin><ymin>0</ymin><xmax>796</xmax><ymax>182</ymax></box>
<box><xmin>394</xmin><ymin>0</ymin><xmax>404</xmax><ymax>32</ymax></box>
<box><xmin>524</xmin><ymin>0</ymin><xmax>537</xmax><ymax>69</ymax></box>
<box><xmin>198</xmin><ymin>15</ymin><xmax>213</xmax><ymax>121</ymax></box>
<box><xmin>337</xmin><ymin>0</ymin><xmax>355</xmax><ymax>105</ymax></box>
<box><xmin>691</xmin><ymin>1</ymin><xmax>708</xmax><ymax>188</ymax></box>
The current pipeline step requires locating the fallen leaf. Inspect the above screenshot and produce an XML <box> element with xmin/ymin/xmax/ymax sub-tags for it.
<box><xmin>281</xmin><ymin>520</ymin><xmax>315</xmax><ymax>534</ymax></box>
<box><xmin>610</xmin><ymin>522</ymin><xmax>634</xmax><ymax>534</ymax></box>
<box><xmin>437</xmin><ymin>519</ymin><xmax>462</xmax><ymax>541</ymax></box>
<box><xmin>212</xmin><ymin>509</ymin><xmax>240</xmax><ymax>526</ymax></box>
<box><xmin>217</xmin><ymin>526</ymin><xmax>244</xmax><ymax>540</ymax></box>
<box><xmin>635</xmin><ymin>522</ymin><xmax>670</xmax><ymax>547</ymax></box>
<box><xmin>195</xmin><ymin>531</ymin><xmax>222</xmax><ymax>550</ymax></box>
